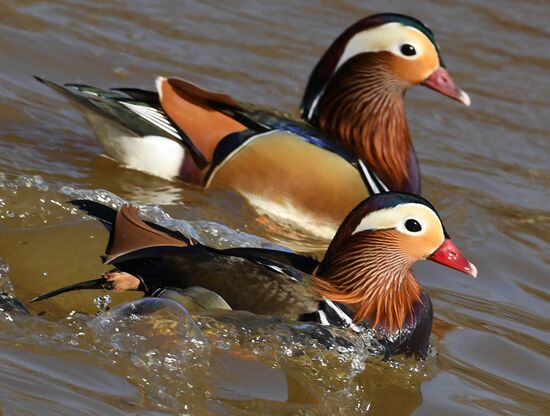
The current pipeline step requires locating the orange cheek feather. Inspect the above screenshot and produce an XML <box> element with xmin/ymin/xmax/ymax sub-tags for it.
<box><xmin>398</xmin><ymin>231</ymin><xmax>443</xmax><ymax>261</ymax></box>
<box><xmin>388</xmin><ymin>47</ymin><xmax>439</xmax><ymax>85</ymax></box>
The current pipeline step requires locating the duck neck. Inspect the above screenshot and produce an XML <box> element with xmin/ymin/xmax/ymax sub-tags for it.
<box><xmin>305</xmin><ymin>55</ymin><xmax>418</xmax><ymax>192</ymax></box>
<box><xmin>313</xmin><ymin>230</ymin><xmax>423</xmax><ymax>332</ymax></box>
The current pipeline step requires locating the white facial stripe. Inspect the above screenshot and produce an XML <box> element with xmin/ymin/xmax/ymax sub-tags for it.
<box><xmin>352</xmin><ymin>203</ymin><xmax>442</xmax><ymax>236</ymax></box>
<box><xmin>335</xmin><ymin>23</ymin><xmax>429</xmax><ymax>72</ymax></box>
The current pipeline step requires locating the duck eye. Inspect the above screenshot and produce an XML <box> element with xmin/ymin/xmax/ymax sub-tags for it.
<box><xmin>405</xmin><ymin>219</ymin><xmax>422</xmax><ymax>232</ymax></box>
<box><xmin>400</xmin><ymin>44</ymin><xmax>416</xmax><ymax>56</ymax></box>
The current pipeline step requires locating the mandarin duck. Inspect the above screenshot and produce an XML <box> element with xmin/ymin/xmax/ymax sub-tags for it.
<box><xmin>35</xmin><ymin>13</ymin><xmax>469</xmax><ymax>239</ymax></box>
<box><xmin>32</xmin><ymin>193</ymin><xmax>476</xmax><ymax>358</ymax></box>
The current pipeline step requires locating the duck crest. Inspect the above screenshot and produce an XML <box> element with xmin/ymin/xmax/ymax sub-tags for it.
<box><xmin>313</xmin><ymin>230</ymin><xmax>422</xmax><ymax>332</ymax></box>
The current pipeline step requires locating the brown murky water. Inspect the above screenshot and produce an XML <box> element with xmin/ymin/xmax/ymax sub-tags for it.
<box><xmin>0</xmin><ymin>0</ymin><xmax>548</xmax><ymax>414</ymax></box>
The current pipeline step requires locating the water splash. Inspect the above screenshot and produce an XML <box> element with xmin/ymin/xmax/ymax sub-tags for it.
<box><xmin>0</xmin><ymin>173</ymin><xmax>49</xmax><ymax>191</ymax></box>
<box><xmin>0</xmin><ymin>259</ymin><xmax>14</xmax><ymax>297</ymax></box>
<box><xmin>93</xmin><ymin>295</ymin><xmax>112</xmax><ymax>312</ymax></box>
<box><xmin>0</xmin><ymin>173</ymin><xmax>288</xmax><ymax>250</ymax></box>
<box><xmin>87</xmin><ymin>298</ymin><xmax>211</xmax><ymax>412</ymax></box>
<box><xmin>0</xmin><ymin>173</ymin><xmax>76</xmax><ymax>225</ymax></box>
<box><xmin>196</xmin><ymin>311</ymin><xmax>386</xmax><ymax>380</ymax></box>
<box><xmin>59</xmin><ymin>183</ymin><xmax>284</xmax><ymax>249</ymax></box>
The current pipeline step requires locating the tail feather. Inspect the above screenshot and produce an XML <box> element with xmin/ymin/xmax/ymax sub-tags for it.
<box><xmin>110</xmin><ymin>88</ymin><xmax>160</xmax><ymax>104</ymax></box>
<box><xmin>35</xmin><ymin>77</ymin><xmax>123</xmax><ymax>111</ymax></box>
<box><xmin>30</xmin><ymin>276</ymin><xmax>110</xmax><ymax>303</ymax></box>
<box><xmin>32</xmin><ymin>199</ymin><xmax>200</xmax><ymax>303</ymax></box>
<box><xmin>35</xmin><ymin>76</ymin><xmax>208</xmax><ymax>168</ymax></box>
<box><xmin>69</xmin><ymin>199</ymin><xmax>117</xmax><ymax>232</ymax></box>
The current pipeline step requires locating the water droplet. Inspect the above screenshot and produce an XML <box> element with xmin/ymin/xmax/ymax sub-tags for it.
<box><xmin>94</xmin><ymin>295</ymin><xmax>112</xmax><ymax>311</ymax></box>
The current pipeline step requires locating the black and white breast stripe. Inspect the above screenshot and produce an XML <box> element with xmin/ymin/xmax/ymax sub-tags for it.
<box><xmin>301</xmin><ymin>299</ymin><xmax>363</xmax><ymax>333</ymax></box>
<box><xmin>119</xmin><ymin>101</ymin><xmax>183</xmax><ymax>140</ymax></box>
<box><xmin>357</xmin><ymin>159</ymin><xmax>389</xmax><ymax>195</ymax></box>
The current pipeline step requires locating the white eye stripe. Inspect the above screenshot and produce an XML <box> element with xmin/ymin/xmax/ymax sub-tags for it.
<box><xmin>351</xmin><ymin>203</ymin><xmax>440</xmax><ymax>235</ymax></box>
<box><xmin>335</xmin><ymin>23</ymin><xmax>428</xmax><ymax>72</ymax></box>
<box><xmin>396</xmin><ymin>217</ymin><xmax>427</xmax><ymax>236</ymax></box>
<box><xmin>392</xmin><ymin>41</ymin><xmax>421</xmax><ymax>60</ymax></box>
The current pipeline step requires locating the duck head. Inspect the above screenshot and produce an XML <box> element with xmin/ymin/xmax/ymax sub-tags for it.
<box><xmin>301</xmin><ymin>14</ymin><xmax>470</xmax><ymax>192</ymax></box>
<box><xmin>314</xmin><ymin>192</ymin><xmax>476</xmax><ymax>332</ymax></box>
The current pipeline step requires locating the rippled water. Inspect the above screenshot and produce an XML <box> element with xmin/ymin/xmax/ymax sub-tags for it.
<box><xmin>0</xmin><ymin>0</ymin><xmax>548</xmax><ymax>415</ymax></box>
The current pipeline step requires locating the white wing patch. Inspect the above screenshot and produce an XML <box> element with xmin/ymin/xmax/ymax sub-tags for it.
<box><xmin>120</xmin><ymin>101</ymin><xmax>182</xmax><ymax>140</ymax></box>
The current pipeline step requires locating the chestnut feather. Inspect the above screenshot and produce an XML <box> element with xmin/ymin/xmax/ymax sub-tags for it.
<box><xmin>316</xmin><ymin>53</ymin><xmax>412</xmax><ymax>191</ymax></box>
<box><xmin>313</xmin><ymin>230</ymin><xmax>422</xmax><ymax>331</ymax></box>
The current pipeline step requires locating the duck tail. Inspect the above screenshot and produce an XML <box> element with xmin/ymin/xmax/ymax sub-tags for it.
<box><xmin>34</xmin><ymin>76</ymin><xmax>209</xmax><ymax>169</ymax></box>
<box><xmin>30</xmin><ymin>276</ymin><xmax>110</xmax><ymax>303</ymax></box>
<box><xmin>69</xmin><ymin>199</ymin><xmax>118</xmax><ymax>231</ymax></box>
<box><xmin>34</xmin><ymin>77</ymin><xmax>116</xmax><ymax>119</ymax></box>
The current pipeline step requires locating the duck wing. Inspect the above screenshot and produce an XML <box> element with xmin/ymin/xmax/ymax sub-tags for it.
<box><xmin>35</xmin><ymin>77</ymin><xmax>208</xmax><ymax>169</ymax></box>
<box><xmin>219</xmin><ymin>247</ymin><xmax>318</xmax><ymax>278</ymax></box>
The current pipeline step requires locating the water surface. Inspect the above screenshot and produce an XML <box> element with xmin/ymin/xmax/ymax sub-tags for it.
<box><xmin>0</xmin><ymin>0</ymin><xmax>548</xmax><ymax>415</ymax></box>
